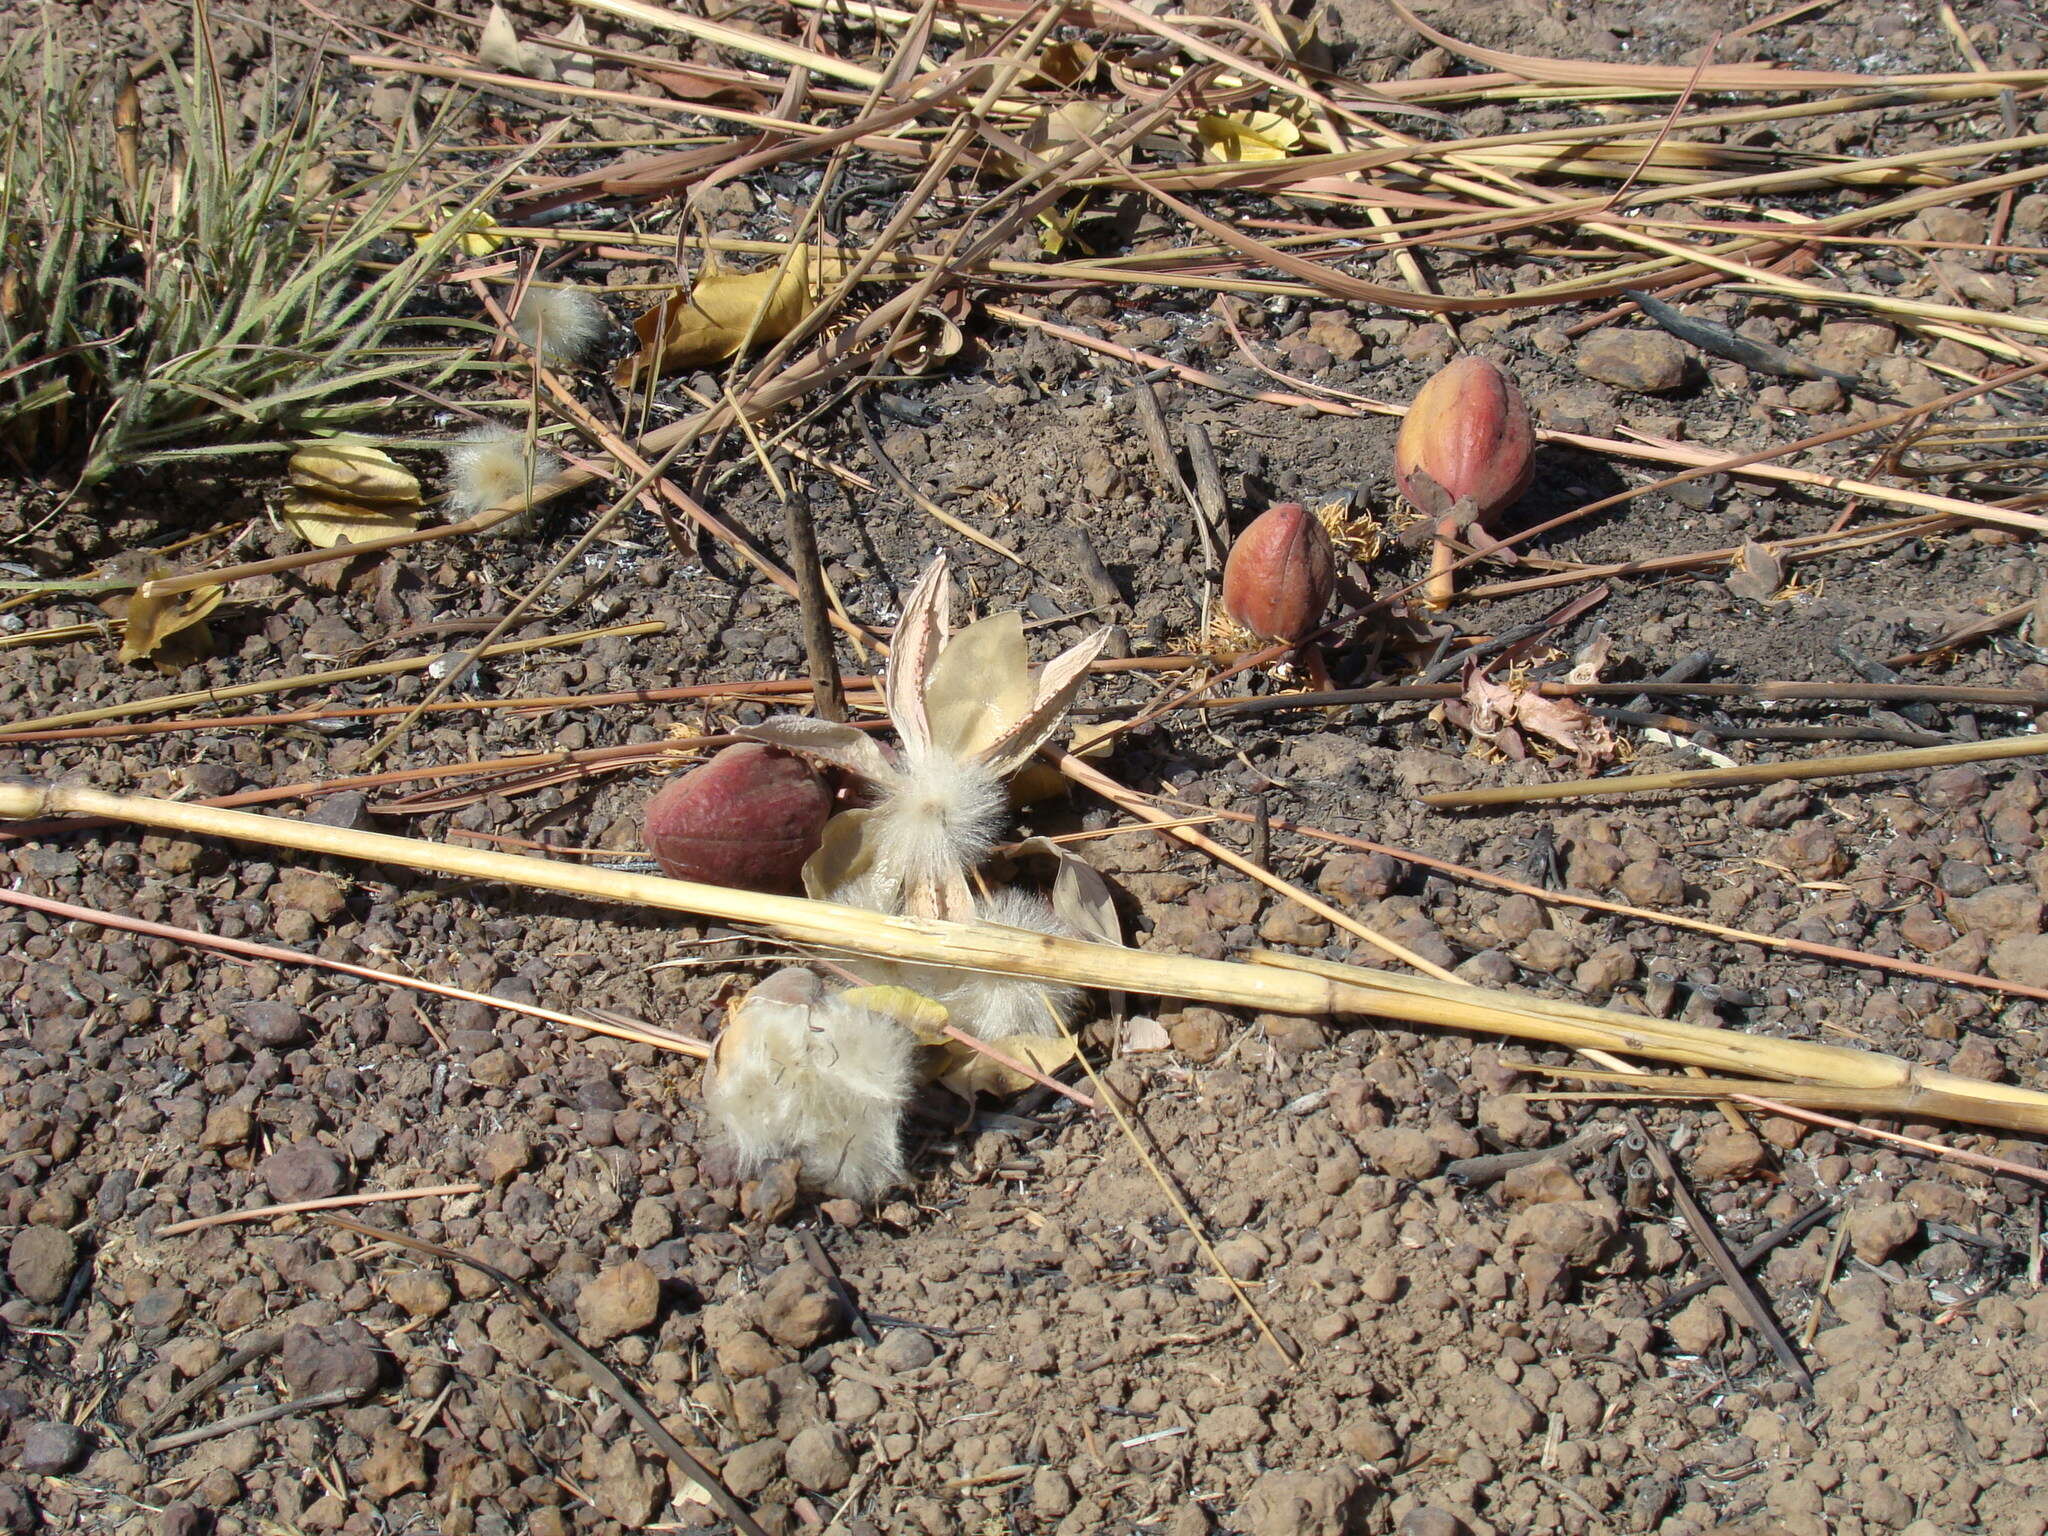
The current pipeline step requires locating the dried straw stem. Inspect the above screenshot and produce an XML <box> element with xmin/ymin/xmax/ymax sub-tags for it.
<box><xmin>5</xmin><ymin>783</ymin><xmax>2047</xmax><ymax>1134</ymax></box>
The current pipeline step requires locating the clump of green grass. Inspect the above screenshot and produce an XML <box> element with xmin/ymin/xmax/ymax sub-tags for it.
<box><xmin>0</xmin><ymin>17</ymin><xmax>504</xmax><ymax>487</ymax></box>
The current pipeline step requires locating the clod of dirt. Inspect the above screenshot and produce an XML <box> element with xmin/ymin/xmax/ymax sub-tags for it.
<box><xmin>757</xmin><ymin>1265</ymin><xmax>843</xmax><ymax>1349</ymax></box>
<box><xmin>1848</xmin><ymin>1200</ymin><xmax>1921</xmax><ymax>1265</ymax></box>
<box><xmin>258</xmin><ymin>1142</ymin><xmax>347</xmax><ymax>1203</ymax></box>
<box><xmin>785</xmin><ymin>1423</ymin><xmax>855</xmax><ymax>1492</ymax></box>
<box><xmin>236</xmin><ymin>1000</ymin><xmax>308</xmax><ymax>1048</ymax></box>
<box><xmin>6</xmin><ymin>1226</ymin><xmax>77</xmax><ymax>1305</ymax></box>
<box><xmin>575</xmin><ymin>1260</ymin><xmax>660</xmax><ymax>1343</ymax></box>
<box><xmin>384</xmin><ymin>1269</ymin><xmax>453</xmax><ymax>1320</ymax></box>
<box><xmin>1241</xmin><ymin>1466</ymin><xmax>1370</xmax><ymax>1536</ymax></box>
<box><xmin>1574</xmin><ymin>327</ymin><xmax>1691</xmax><ymax>393</ymax></box>
<box><xmin>1666</xmin><ymin>1292</ymin><xmax>1728</xmax><ymax>1355</ymax></box>
<box><xmin>278</xmin><ymin>1323</ymin><xmax>381</xmax><ymax>1402</ymax></box>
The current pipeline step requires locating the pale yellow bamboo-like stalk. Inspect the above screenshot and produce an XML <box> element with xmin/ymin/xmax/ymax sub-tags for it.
<box><xmin>5</xmin><ymin>783</ymin><xmax>2047</xmax><ymax>1134</ymax></box>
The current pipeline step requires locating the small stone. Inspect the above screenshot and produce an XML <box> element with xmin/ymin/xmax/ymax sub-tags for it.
<box><xmin>1576</xmin><ymin>328</ymin><xmax>1690</xmax><ymax>392</ymax></box>
<box><xmin>279</xmin><ymin>1323</ymin><xmax>382</xmax><ymax>1402</ymax></box>
<box><xmin>714</xmin><ymin>1327</ymin><xmax>784</xmax><ymax>1380</ymax></box>
<box><xmin>199</xmin><ymin>1103</ymin><xmax>253</xmax><ymax>1150</ymax></box>
<box><xmin>1196</xmin><ymin>1403</ymin><xmax>1269</xmax><ymax>1450</ymax></box>
<box><xmin>274</xmin><ymin>869</ymin><xmax>349</xmax><ymax>922</ymax></box>
<box><xmin>577</xmin><ymin>1261</ymin><xmax>661</xmax><ymax>1343</ymax></box>
<box><xmin>260</xmin><ymin>1142</ymin><xmax>347</xmax><ymax>1203</ymax></box>
<box><xmin>467</xmin><ymin>1049</ymin><xmax>517</xmax><ymax>1089</ymax></box>
<box><xmin>1033</xmin><ymin>1467</ymin><xmax>1077</xmax><ymax>1520</ymax></box>
<box><xmin>1361</xmin><ymin>1126</ymin><xmax>1441</xmax><ymax>1181</ymax></box>
<box><xmin>1848</xmin><ymin>1201</ymin><xmax>1919</xmax><ymax>1265</ymax></box>
<box><xmin>1399</xmin><ymin>1510</ymin><xmax>1471</xmax><ymax>1536</ymax></box>
<box><xmin>1665</xmin><ymin>1292</ymin><xmax>1726</xmax><ymax>1355</ymax></box>
<box><xmin>1990</xmin><ymin>934</ymin><xmax>2048</xmax><ymax>988</ymax></box>
<box><xmin>721</xmin><ymin>1439</ymin><xmax>785</xmax><ymax>1499</ymax></box>
<box><xmin>359</xmin><ymin>1426</ymin><xmax>427</xmax><ymax>1497</ymax></box>
<box><xmin>158</xmin><ymin>1504</ymin><xmax>209</xmax><ymax>1536</ymax></box>
<box><xmin>385</xmin><ymin>1270</ymin><xmax>453</xmax><ymax>1321</ymax></box>
<box><xmin>785</xmin><ymin>1424</ymin><xmax>854</xmax><ymax>1492</ymax></box>
<box><xmin>1500</xmin><ymin>1160</ymin><xmax>1583</xmax><ymax>1205</ymax></box>
<box><xmin>1336</xmin><ymin>1413</ymin><xmax>1400</xmax><ymax>1461</ymax></box>
<box><xmin>237</xmin><ymin>1000</ymin><xmax>308</xmax><ymax>1047</ymax></box>
<box><xmin>628</xmin><ymin>1197</ymin><xmax>674</xmax><ymax>1249</ymax></box>
<box><xmin>16</xmin><ymin>1421</ymin><xmax>88</xmax><ymax>1474</ymax></box>
<box><xmin>1167</xmin><ymin>1008</ymin><xmax>1232</xmax><ymax>1063</ymax></box>
<box><xmin>758</xmin><ymin>1265</ymin><xmax>843</xmax><ymax>1349</ymax></box>
<box><xmin>474</xmin><ymin>1131</ymin><xmax>532</xmax><ymax>1185</ymax></box>
<box><xmin>584</xmin><ymin>1439</ymin><xmax>667</xmax><ymax>1525</ymax></box>
<box><xmin>873</xmin><ymin>1327</ymin><xmax>937</xmax><ymax>1373</ymax></box>
<box><xmin>7</xmin><ymin>1227</ymin><xmax>78</xmax><ymax>1305</ymax></box>
<box><xmin>1214</xmin><ymin>1236</ymin><xmax>1267</xmax><ymax>1280</ymax></box>
<box><xmin>1689</xmin><ymin>1124</ymin><xmax>1769</xmax><ymax>1182</ymax></box>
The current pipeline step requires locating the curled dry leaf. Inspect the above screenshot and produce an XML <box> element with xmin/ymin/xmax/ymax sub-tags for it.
<box><xmin>886</xmin><ymin>305</ymin><xmax>965</xmax><ymax>376</ymax></box>
<box><xmin>1448</xmin><ymin>662</ymin><xmax>1616</xmax><ymax>772</ymax></box>
<box><xmin>616</xmin><ymin>247</ymin><xmax>847</xmax><ymax>384</ymax></box>
<box><xmin>479</xmin><ymin>1</ymin><xmax>555</xmax><ymax>81</ymax></box>
<box><xmin>282</xmin><ymin>443</ymin><xmax>424</xmax><ymax>549</ymax></box>
<box><xmin>104</xmin><ymin>580</ymin><xmax>223</xmax><ymax>671</ymax></box>
<box><xmin>1000</xmin><ymin>101</ymin><xmax>1114</xmax><ymax>180</ymax></box>
<box><xmin>288</xmin><ymin>443</ymin><xmax>420</xmax><ymax>505</ymax></box>
<box><xmin>1196</xmin><ymin>110</ymin><xmax>1302</xmax><ymax>164</ymax></box>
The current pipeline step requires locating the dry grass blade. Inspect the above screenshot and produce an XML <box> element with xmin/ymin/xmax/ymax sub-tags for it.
<box><xmin>1422</xmin><ymin>734</ymin><xmax>2048</xmax><ymax>809</ymax></box>
<box><xmin>154</xmin><ymin>1185</ymin><xmax>483</xmax><ymax>1238</ymax></box>
<box><xmin>8</xmin><ymin>783</ymin><xmax>2048</xmax><ymax>1134</ymax></box>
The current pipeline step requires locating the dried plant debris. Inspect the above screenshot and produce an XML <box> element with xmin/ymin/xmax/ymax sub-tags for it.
<box><xmin>280</xmin><ymin>443</ymin><xmax>423</xmax><ymax>549</ymax></box>
<box><xmin>704</xmin><ymin>968</ymin><xmax>917</xmax><ymax>1200</ymax></box>
<box><xmin>1444</xmin><ymin>660</ymin><xmax>1619</xmax><ymax>772</ymax></box>
<box><xmin>509</xmin><ymin>284</ymin><xmax>610</xmax><ymax>368</ymax></box>
<box><xmin>440</xmin><ymin>424</ymin><xmax>561</xmax><ymax>536</ymax></box>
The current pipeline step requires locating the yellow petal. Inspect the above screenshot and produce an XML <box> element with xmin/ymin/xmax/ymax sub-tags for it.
<box><xmin>841</xmin><ymin>985</ymin><xmax>951</xmax><ymax>1045</ymax></box>
<box><xmin>1197</xmin><ymin>111</ymin><xmax>1302</xmax><ymax>164</ymax></box>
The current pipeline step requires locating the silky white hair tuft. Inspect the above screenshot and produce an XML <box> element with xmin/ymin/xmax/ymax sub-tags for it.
<box><xmin>509</xmin><ymin>284</ymin><xmax>609</xmax><ymax>368</ymax></box>
<box><xmin>866</xmin><ymin>744</ymin><xmax>1006</xmax><ymax>909</ymax></box>
<box><xmin>704</xmin><ymin>968</ymin><xmax>917</xmax><ymax>1200</ymax></box>
<box><xmin>442</xmin><ymin>424</ymin><xmax>562</xmax><ymax>538</ymax></box>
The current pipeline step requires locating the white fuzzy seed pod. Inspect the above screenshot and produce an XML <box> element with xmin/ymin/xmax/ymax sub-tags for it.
<box><xmin>704</xmin><ymin>968</ymin><xmax>917</xmax><ymax>1200</ymax></box>
<box><xmin>442</xmin><ymin>424</ymin><xmax>562</xmax><ymax>538</ymax></box>
<box><xmin>509</xmin><ymin>284</ymin><xmax>609</xmax><ymax>368</ymax></box>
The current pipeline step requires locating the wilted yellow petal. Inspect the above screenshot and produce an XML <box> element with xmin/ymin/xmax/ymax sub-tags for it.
<box><xmin>923</xmin><ymin>611</ymin><xmax>1035</xmax><ymax>762</ymax></box>
<box><xmin>841</xmin><ymin>985</ymin><xmax>951</xmax><ymax>1045</ymax></box>
<box><xmin>616</xmin><ymin>248</ymin><xmax>842</xmax><ymax>384</ymax></box>
<box><xmin>108</xmin><ymin>581</ymin><xmax>223</xmax><ymax>669</ymax></box>
<box><xmin>1197</xmin><ymin>111</ymin><xmax>1302</xmax><ymax>164</ymax></box>
<box><xmin>280</xmin><ymin>490</ymin><xmax>422</xmax><ymax>550</ymax></box>
<box><xmin>936</xmin><ymin>1034</ymin><xmax>1078</xmax><ymax>1098</ymax></box>
<box><xmin>414</xmin><ymin>209</ymin><xmax>503</xmax><ymax>257</ymax></box>
<box><xmin>288</xmin><ymin>443</ymin><xmax>421</xmax><ymax>505</ymax></box>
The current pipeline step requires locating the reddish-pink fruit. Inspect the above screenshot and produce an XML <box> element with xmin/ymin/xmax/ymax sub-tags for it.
<box><xmin>1394</xmin><ymin>356</ymin><xmax>1535</xmax><ymax>525</ymax></box>
<box><xmin>644</xmin><ymin>743</ymin><xmax>831</xmax><ymax>893</ymax></box>
<box><xmin>1221</xmin><ymin>502</ymin><xmax>1337</xmax><ymax>643</ymax></box>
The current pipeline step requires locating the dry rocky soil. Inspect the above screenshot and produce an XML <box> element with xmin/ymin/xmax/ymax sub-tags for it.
<box><xmin>6</xmin><ymin>0</ymin><xmax>2048</xmax><ymax>1534</ymax></box>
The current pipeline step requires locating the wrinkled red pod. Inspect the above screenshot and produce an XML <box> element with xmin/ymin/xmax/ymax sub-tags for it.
<box><xmin>1222</xmin><ymin>502</ymin><xmax>1337</xmax><ymax>643</ymax></box>
<box><xmin>645</xmin><ymin>742</ymin><xmax>831</xmax><ymax>893</ymax></box>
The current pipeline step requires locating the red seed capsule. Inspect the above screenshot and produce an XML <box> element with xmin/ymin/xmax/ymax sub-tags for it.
<box><xmin>1221</xmin><ymin>502</ymin><xmax>1337</xmax><ymax>643</ymax></box>
<box><xmin>644</xmin><ymin>742</ymin><xmax>831</xmax><ymax>893</ymax></box>
<box><xmin>1394</xmin><ymin>356</ymin><xmax>1536</xmax><ymax>525</ymax></box>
